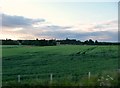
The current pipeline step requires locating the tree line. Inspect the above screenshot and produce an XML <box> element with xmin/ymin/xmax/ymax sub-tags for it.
<box><xmin>1</xmin><ymin>38</ymin><xmax>120</xmax><ymax>46</ymax></box>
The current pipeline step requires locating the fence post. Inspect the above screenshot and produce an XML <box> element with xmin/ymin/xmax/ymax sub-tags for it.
<box><xmin>88</xmin><ymin>72</ymin><xmax>91</xmax><ymax>79</ymax></box>
<box><xmin>18</xmin><ymin>75</ymin><xmax>21</xmax><ymax>83</ymax></box>
<box><xmin>50</xmin><ymin>73</ymin><xmax>53</xmax><ymax>83</ymax></box>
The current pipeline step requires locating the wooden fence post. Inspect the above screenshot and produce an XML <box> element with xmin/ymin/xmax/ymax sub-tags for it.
<box><xmin>18</xmin><ymin>75</ymin><xmax>21</xmax><ymax>83</ymax></box>
<box><xmin>88</xmin><ymin>72</ymin><xmax>91</xmax><ymax>79</ymax></box>
<box><xmin>50</xmin><ymin>73</ymin><xmax>53</xmax><ymax>83</ymax></box>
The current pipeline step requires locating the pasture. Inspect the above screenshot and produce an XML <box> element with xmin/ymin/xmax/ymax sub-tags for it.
<box><xmin>2</xmin><ymin>45</ymin><xmax>119</xmax><ymax>86</ymax></box>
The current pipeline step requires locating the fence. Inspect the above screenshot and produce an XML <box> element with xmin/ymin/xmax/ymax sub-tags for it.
<box><xmin>3</xmin><ymin>72</ymin><xmax>117</xmax><ymax>86</ymax></box>
<box><xmin>3</xmin><ymin>72</ymin><xmax>91</xmax><ymax>83</ymax></box>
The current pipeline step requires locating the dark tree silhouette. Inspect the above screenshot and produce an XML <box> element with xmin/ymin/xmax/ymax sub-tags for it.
<box><xmin>88</xmin><ymin>39</ymin><xmax>94</xmax><ymax>45</ymax></box>
<box><xmin>2</xmin><ymin>38</ymin><xmax>120</xmax><ymax>46</ymax></box>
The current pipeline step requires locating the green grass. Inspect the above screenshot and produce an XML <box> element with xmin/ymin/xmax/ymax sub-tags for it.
<box><xmin>2</xmin><ymin>45</ymin><xmax>119</xmax><ymax>86</ymax></box>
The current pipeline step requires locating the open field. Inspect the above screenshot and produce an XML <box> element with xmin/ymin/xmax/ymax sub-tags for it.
<box><xmin>2</xmin><ymin>45</ymin><xmax>119</xmax><ymax>86</ymax></box>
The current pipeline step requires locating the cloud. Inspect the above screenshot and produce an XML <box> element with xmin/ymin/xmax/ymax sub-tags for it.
<box><xmin>35</xmin><ymin>29</ymin><xmax>118</xmax><ymax>42</ymax></box>
<box><xmin>2</xmin><ymin>24</ymin><xmax>118</xmax><ymax>41</ymax></box>
<box><xmin>2</xmin><ymin>14</ymin><xmax>45</xmax><ymax>28</ymax></box>
<box><xmin>1</xmin><ymin>13</ymin><xmax>118</xmax><ymax>42</ymax></box>
<box><xmin>74</xmin><ymin>20</ymin><xmax>118</xmax><ymax>33</ymax></box>
<box><xmin>41</xmin><ymin>25</ymin><xmax>72</xmax><ymax>31</ymax></box>
<box><xmin>44</xmin><ymin>25</ymin><xmax>71</xmax><ymax>30</ymax></box>
<box><xmin>2</xmin><ymin>13</ymin><xmax>72</xmax><ymax>31</ymax></box>
<box><xmin>90</xmin><ymin>20</ymin><xmax>118</xmax><ymax>32</ymax></box>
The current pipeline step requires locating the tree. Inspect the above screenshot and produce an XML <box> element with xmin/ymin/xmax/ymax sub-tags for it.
<box><xmin>36</xmin><ymin>38</ymin><xmax>38</xmax><ymax>40</ymax></box>
<box><xmin>95</xmin><ymin>40</ymin><xmax>98</xmax><ymax>45</ymax></box>
<box><xmin>88</xmin><ymin>39</ymin><xmax>94</xmax><ymax>45</ymax></box>
<box><xmin>84</xmin><ymin>40</ymin><xmax>89</xmax><ymax>45</ymax></box>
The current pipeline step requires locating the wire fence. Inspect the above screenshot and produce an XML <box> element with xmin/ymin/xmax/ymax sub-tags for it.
<box><xmin>2</xmin><ymin>71</ymin><xmax>118</xmax><ymax>87</ymax></box>
<box><xmin>2</xmin><ymin>72</ymin><xmax>91</xmax><ymax>83</ymax></box>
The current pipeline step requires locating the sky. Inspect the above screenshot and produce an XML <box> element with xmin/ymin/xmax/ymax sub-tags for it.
<box><xmin>1</xmin><ymin>0</ymin><xmax>119</xmax><ymax>42</ymax></box>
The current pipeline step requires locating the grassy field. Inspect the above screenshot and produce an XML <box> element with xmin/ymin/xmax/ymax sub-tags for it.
<box><xmin>2</xmin><ymin>45</ymin><xmax>119</xmax><ymax>86</ymax></box>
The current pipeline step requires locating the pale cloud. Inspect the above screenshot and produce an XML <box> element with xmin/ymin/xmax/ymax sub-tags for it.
<box><xmin>91</xmin><ymin>20</ymin><xmax>118</xmax><ymax>32</ymax></box>
<box><xmin>1</xmin><ymin>28</ymin><xmax>52</xmax><ymax>40</ymax></box>
<box><xmin>73</xmin><ymin>20</ymin><xmax>118</xmax><ymax>33</ymax></box>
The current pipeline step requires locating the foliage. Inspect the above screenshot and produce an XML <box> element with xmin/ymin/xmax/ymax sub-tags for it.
<box><xmin>2</xmin><ymin>38</ymin><xmax>120</xmax><ymax>46</ymax></box>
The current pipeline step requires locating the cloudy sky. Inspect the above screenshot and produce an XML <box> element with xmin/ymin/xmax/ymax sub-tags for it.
<box><xmin>1</xmin><ymin>0</ymin><xmax>119</xmax><ymax>42</ymax></box>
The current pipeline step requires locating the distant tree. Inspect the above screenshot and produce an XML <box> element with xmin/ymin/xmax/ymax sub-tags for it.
<box><xmin>2</xmin><ymin>40</ymin><xmax>19</xmax><ymax>45</ymax></box>
<box><xmin>88</xmin><ymin>39</ymin><xmax>94</xmax><ymax>45</ymax></box>
<box><xmin>66</xmin><ymin>37</ymin><xmax>69</xmax><ymax>40</ymax></box>
<box><xmin>95</xmin><ymin>40</ymin><xmax>99</xmax><ymax>45</ymax></box>
<box><xmin>49</xmin><ymin>40</ymin><xmax>56</xmax><ymax>46</ymax></box>
<box><xmin>84</xmin><ymin>40</ymin><xmax>89</xmax><ymax>45</ymax></box>
<box><xmin>36</xmin><ymin>38</ymin><xmax>38</xmax><ymax>40</ymax></box>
